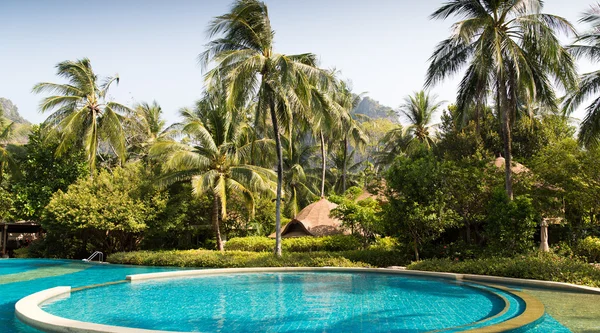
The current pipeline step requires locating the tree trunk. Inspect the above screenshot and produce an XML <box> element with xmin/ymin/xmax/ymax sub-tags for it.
<box><xmin>213</xmin><ymin>195</ymin><xmax>224</xmax><ymax>252</ymax></box>
<box><xmin>269</xmin><ymin>95</ymin><xmax>284</xmax><ymax>257</ymax></box>
<box><xmin>342</xmin><ymin>136</ymin><xmax>348</xmax><ymax>193</ymax></box>
<box><xmin>320</xmin><ymin>130</ymin><xmax>326</xmax><ymax>198</ymax></box>
<box><xmin>498</xmin><ymin>78</ymin><xmax>514</xmax><ymax>200</ymax></box>
<box><xmin>412</xmin><ymin>235</ymin><xmax>419</xmax><ymax>261</ymax></box>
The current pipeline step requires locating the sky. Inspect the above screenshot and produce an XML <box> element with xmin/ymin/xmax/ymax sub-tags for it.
<box><xmin>0</xmin><ymin>0</ymin><xmax>597</xmax><ymax>125</ymax></box>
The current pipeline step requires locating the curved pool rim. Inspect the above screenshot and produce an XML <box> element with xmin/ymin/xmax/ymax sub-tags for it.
<box><xmin>16</xmin><ymin>267</ymin><xmax>546</xmax><ymax>333</ymax></box>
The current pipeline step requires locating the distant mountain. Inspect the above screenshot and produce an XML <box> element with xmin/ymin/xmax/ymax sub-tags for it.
<box><xmin>353</xmin><ymin>97</ymin><xmax>398</xmax><ymax>122</ymax></box>
<box><xmin>0</xmin><ymin>98</ymin><xmax>30</xmax><ymax>124</ymax></box>
<box><xmin>0</xmin><ymin>98</ymin><xmax>32</xmax><ymax>145</ymax></box>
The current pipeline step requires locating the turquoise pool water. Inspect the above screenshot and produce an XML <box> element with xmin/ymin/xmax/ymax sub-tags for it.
<box><xmin>1</xmin><ymin>259</ymin><xmax>572</xmax><ymax>332</ymax></box>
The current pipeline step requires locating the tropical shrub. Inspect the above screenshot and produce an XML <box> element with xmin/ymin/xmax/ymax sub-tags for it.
<box><xmin>41</xmin><ymin>164</ymin><xmax>165</xmax><ymax>258</ymax></box>
<box><xmin>107</xmin><ymin>248</ymin><xmax>410</xmax><ymax>268</ymax></box>
<box><xmin>224</xmin><ymin>235</ymin><xmax>362</xmax><ymax>252</ymax></box>
<box><xmin>576</xmin><ymin>236</ymin><xmax>600</xmax><ymax>263</ymax></box>
<box><xmin>407</xmin><ymin>253</ymin><xmax>600</xmax><ymax>288</ymax></box>
<box><xmin>484</xmin><ymin>190</ymin><xmax>538</xmax><ymax>255</ymax></box>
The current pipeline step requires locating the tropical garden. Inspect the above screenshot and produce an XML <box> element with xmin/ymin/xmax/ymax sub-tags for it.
<box><xmin>2</xmin><ymin>0</ymin><xmax>600</xmax><ymax>287</ymax></box>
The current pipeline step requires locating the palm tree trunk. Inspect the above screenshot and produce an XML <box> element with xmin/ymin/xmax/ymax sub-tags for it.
<box><xmin>213</xmin><ymin>195</ymin><xmax>224</xmax><ymax>252</ymax></box>
<box><xmin>342</xmin><ymin>135</ymin><xmax>348</xmax><ymax>193</ymax></box>
<box><xmin>320</xmin><ymin>130</ymin><xmax>326</xmax><ymax>198</ymax></box>
<box><xmin>269</xmin><ymin>95</ymin><xmax>284</xmax><ymax>257</ymax></box>
<box><xmin>413</xmin><ymin>235</ymin><xmax>419</xmax><ymax>261</ymax></box>
<box><xmin>498</xmin><ymin>79</ymin><xmax>514</xmax><ymax>200</ymax></box>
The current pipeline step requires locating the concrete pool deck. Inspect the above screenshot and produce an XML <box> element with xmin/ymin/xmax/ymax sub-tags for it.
<box><xmin>14</xmin><ymin>266</ymin><xmax>570</xmax><ymax>333</ymax></box>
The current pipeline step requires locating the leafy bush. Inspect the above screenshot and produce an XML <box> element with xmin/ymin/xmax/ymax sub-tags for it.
<box><xmin>407</xmin><ymin>253</ymin><xmax>600</xmax><ymax>287</ymax></box>
<box><xmin>42</xmin><ymin>164</ymin><xmax>166</xmax><ymax>258</ymax></box>
<box><xmin>368</xmin><ymin>237</ymin><xmax>401</xmax><ymax>251</ymax></box>
<box><xmin>224</xmin><ymin>235</ymin><xmax>362</xmax><ymax>252</ymax></box>
<box><xmin>485</xmin><ymin>189</ymin><xmax>538</xmax><ymax>255</ymax></box>
<box><xmin>108</xmin><ymin>248</ymin><xmax>411</xmax><ymax>268</ymax></box>
<box><xmin>577</xmin><ymin>236</ymin><xmax>600</xmax><ymax>263</ymax></box>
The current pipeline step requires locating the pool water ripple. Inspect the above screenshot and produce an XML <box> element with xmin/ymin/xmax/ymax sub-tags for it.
<box><xmin>43</xmin><ymin>272</ymin><xmax>507</xmax><ymax>332</ymax></box>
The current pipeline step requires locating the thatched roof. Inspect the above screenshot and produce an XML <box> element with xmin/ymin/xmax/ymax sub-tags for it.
<box><xmin>269</xmin><ymin>198</ymin><xmax>346</xmax><ymax>238</ymax></box>
<box><xmin>493</xmin><ymin>156</ymin><xmax>530</xmax><ymax>174</ymax></box>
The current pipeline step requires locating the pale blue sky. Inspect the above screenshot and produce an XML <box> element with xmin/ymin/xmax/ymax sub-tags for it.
<box><xmin>0</xmin><ymin>0</ymin><xmax>596</xmax><ymax>125</ymax></box>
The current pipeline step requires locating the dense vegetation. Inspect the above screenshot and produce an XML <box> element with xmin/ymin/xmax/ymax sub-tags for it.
<box><xmin>2</xmin><ymin>0</ymin><xmax>600</xmax><ymax>286</ymax></box>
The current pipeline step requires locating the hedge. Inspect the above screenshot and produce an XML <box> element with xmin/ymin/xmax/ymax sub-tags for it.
<box><xmin>107</xmin><ymin>248</ymin><xmax>410</xmax><ymax>268</ymax></box>
<box><xmin>224</xmin><ymin>235</ymin><xmax>363</xmax><ymax>252</ymax></box>
<box><xmin>407</xmin><ymin>253</ymin><xmax>600</xmax><ymax>288</ymax></box>
<box><xmin>576</xmin><ymin>236</ymin><xmax>600</xmax><ymax>263</ymax></box>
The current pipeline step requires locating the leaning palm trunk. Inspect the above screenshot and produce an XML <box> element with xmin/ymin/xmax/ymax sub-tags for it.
<box><xmin>498</xmin><ymin>78</ymin><xmax>514</xmax><ymax>200</ymax></box>
<box><xmin>320</xmin><ymin>130</ymin><xmax>326</xmax><ymax>198</ymax></box>
<box><xmin>213</xmin><ymin>194</ymin><xmax>224</xmax><ymax>252</ymax></box>
<box><xmin>269</xmin><ymin>96</ymin><xmax>284</xmax><ymax>257</ymax></box>
<box><xmin>342</xmin><ymin>136</ymin><xmax>348</xmax><ymax>193</ymax></box>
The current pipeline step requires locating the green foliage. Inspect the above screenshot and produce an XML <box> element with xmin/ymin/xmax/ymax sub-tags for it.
<box><xmin>407</xmin><ymin>253</ymin><xmax>600</xmax><ymax>288</ymax></box>
<box><xmin>224</xmin><ymin>235</ymin><xmax>363</xmax><ymax>253</ymax></box>
<box><xmin>484</xmin><ymin>190</ymin><xmax>538</xmax><ymax>255</ymax></box>
<box><xmin>385</xmin><ymin>151</ymin><xmax>458</xmax><ymax>260</ymax></box>
<box><xmin>12</xmin><ymin>125</ymin><xmax>88</xmax><ymax>220</ymax></box>
<box><xmin>0</xmin><ymin>187</ymin><xmax>14</xmax><ymax>221</ymax></box>
<box><xmin>41</xmin><ymin>164</ymin><xmax>164</xmax><ymax>257</ymax></box>
<box><xmin>330</xmin><ymin>195</ymin><xmax>383</xmax><ymax>242</ymax></box>
<box><xmin>107</xmin><ymin>248</ymin><xmax>410</xmax><ymax>268</ymax></box>
<box><xmin>576</xmin><ymin>236</ymin><xmax>600</xmax><ymax>263</ymax></box>
<box><xmin>367</xmin><ymin>237</ymin><xmax>401</xmax><ymax>251</ymax></box>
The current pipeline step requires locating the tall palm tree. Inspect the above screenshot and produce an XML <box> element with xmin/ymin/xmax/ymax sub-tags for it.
<box><xmin>32</xmin><ymin>58</ymin><xmax>132</xmax><ymax>173</ymax></box>
<box><xmin>399</xmin><ymin>91</ymin><xmax>442</xmax><ymax>149</ymax></box>
<box><xmin>426</xmin><ymin>0</ymin><xmax>578</xmax><ymax>199</ymax></box>
<box><xmin>151</xmin><ymin>91</ymin><xmax>276</xmax><ymax>251</ymax></box>
<box><xmin>201</xmin><ymin>0</ymin><xmax>332</xmax><ymax>255</ymax></box>
<box><xmin>565</xmin><ymin>4</ymin><xmax>600</xmax><ymax>147</ymax></box>
<box><xmin>375</xmin><ymin>125</ymin><xmax>414</xmax><ymax>169</ymax></box>
<box><xmin>125</xmin><ymin>101</ymin><xmax>175</xmax><ymax>162</ymax></box>
<box><xmin>332</xmin><ymin>80</ymin><xmax>367</xmax><ymax>193</ymax></box>
<box><xmin>0</xmin><ymin>119</ymin><xmax>17</xmax><ymax>186</ymax></box>
<box><xmin>282</xmin><ymin>135</ymin><xmax>320</xmax><ymax>217</ymax></box>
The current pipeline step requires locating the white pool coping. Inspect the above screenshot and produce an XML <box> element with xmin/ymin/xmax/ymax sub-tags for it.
<box><xmin>14</xmin><ymin>267</ymin><xmax>600</xmax><ymax>333</ymax></box>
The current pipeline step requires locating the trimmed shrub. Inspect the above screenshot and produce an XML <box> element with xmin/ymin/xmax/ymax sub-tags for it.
<box><xmin>107</xmin><ymin>248</ymin><xmax>411</xmax><ymax>269</ymax></box>
<box><xmin>407</xmin><ymin>253</ymin><xmax>600</xmax><ymax>287</ymax></box>
<box><xmin>577</xmin><ymin>236</ymin><xmax>600</xmax><ymax>263</ymax></box>
<box><xmin>224</xmin><ymin>235</ymin><xmax>362</xmax><ymax>253</ymax></box>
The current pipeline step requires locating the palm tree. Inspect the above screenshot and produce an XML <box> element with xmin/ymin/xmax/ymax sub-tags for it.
<box><xmin>332</xmin><ymin>81</ymin><xmax>367</xmax><ymax>193</ymax></box>
<box><xmin>426</xmin><ymin>0</ymin><xmax>578</xmax><ymax>199</ymax></box>
<box><xmin>32</xmin><ymin>58</ymin><xmax>132</xmax><ymax>174</ymax></box>
<box><xmin>0</xmin><ymin>119</ymin><xmax>17</xmax><ymax>186</ymax></box>
<box><xmin>375</xmin><ymin>125</ymin><xmax>414</xmax><ymax>169</ymax></box>
<box><xmin>565</xmin><ymin>4</ymin><xmax>600</xmax><ymax>147</ymax></box>
<box><xmin>399</xmin><ymin>91</ymin><xmax>442</xmax><ymax>149</ymax></box>
<box><xmin>125</xmin><ymin>101</ymin><xmax>175</xmax><ymax>163</ymax></box>
<box><xmin>151</xmin><ymin>91</ymin><xmax>276</xmax><ymax>251</ymax></box>
<box><xmin>201</xmin><ymin>0</ymin><xmax>332</xmax><ymax>255</ymax></box>
<box><xmin>282</xmin><ymin>135</ymin><xmax>320</xmax><ymax>217</ymax></box>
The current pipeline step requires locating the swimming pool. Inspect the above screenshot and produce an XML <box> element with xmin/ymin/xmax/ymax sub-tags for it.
<box><xmin>0</xmin><ymin>259</ymin><xmax>589</xmax><ymax>332</ymax></box>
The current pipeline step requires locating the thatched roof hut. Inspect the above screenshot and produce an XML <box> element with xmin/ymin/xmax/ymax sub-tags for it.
<box><xmin>493</xmin><ymin>156</ymin><xmax>530</xmax><ymax>174</ymax></box>
<box><xmin>270</xmin><ymin>198</ymin><xmax>346</xmax><ymax>238</ymax></box>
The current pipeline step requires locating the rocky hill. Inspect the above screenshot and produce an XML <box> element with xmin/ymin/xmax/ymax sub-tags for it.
<box><xmin>0</xmin><ymin>98</ymin><xmax>30</xmax><ymax>124</ymax></box>
<box><xmin>1</xmin><ymin>98</ymin><xmax>32</xmax><ymax>144</ymax></box>
<box><xmin>353</xmin><ymin>97</ymin><xmax>398</xmax><ymax>122</ymax></box>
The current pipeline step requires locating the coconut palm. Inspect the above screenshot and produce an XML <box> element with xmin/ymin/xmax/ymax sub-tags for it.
<box><xmin>0</xmin><ymin>120</ymin><xmax>17</xmax><ymax>186</ymax></box>
<box><xmin>201</xmin><ymin>0</ymin><xmax>332</xmax><ymax>255</ymax></box>
<box><xmin>399</xmin><ymin>91</ymin><xmax>442</xmax><ymax>149</ymax></box>
<box><xmin>331</xmin><ymin>80</ymin><xmax>368</xmax><ymax>193</ymax></box>
<box><xmin>32</xmin><ymin>58</ymin><xmax>132</xmax><ymax>173</ymax></box>
<box><xmin>374</xmin><ymin>125</ymin><xmax>414</xmax><ymax>169</ymax></box>
<box><xmin>426</xmin><ymin>0</ymin><xmax>578</xmax><ymax>199</ymax></box>
<box><xmin>282</xmin><ymin>134</ymin><xmax>320</xmax><ymax>217</ymax></box>
<box><xmin>125</xmin><ymin>101</ymin><xmax>176</xmax><ymax>162</ymax></box>
<box><xmin>151</xmin><ymin>91</ymin><xmax>276</xmax><ymax>251</ymax></box>
<box><xmin>564</xmin><ymin>4</ymin><xmax>600</xmax><ymax>147</ymax></box>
